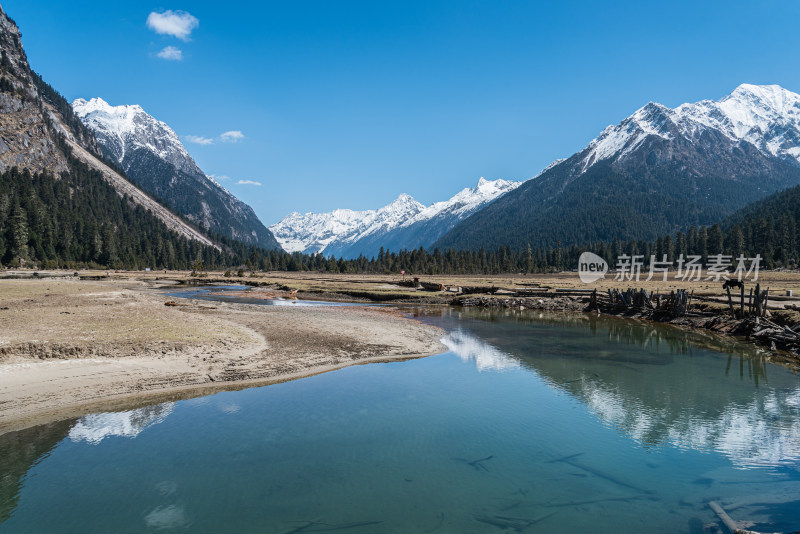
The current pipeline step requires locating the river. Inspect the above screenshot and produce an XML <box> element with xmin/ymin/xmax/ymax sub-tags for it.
<box><xmin>1</xmin><ymin>300</ymin><xmax>798</xmax><ymax>533</ymax></box>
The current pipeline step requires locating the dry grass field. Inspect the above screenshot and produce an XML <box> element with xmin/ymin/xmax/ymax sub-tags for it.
<box><xmin>72</xmin><ymin>268</ymin><xmax>800</xmax><ymax>301</ymax></box>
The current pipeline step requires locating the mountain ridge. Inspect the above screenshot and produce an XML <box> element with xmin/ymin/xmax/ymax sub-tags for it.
<box><xmin>0</xmin><ymin>4</ymin><xmax>216</xmax><ymax>251</ymax></box>
<box><xmin>436</xmin><ymin>84</ymin><xmax>800</xmax><ymax>252</ymax></box>
<box><xmin>72</xmin><ymin>97</ymin><xmax>280</xmax><ymax>250</ymax></box>
<box><xmin>270</xmin><ymin>178</ymin><xmax>521</xmax><ymax>258</ymax></box>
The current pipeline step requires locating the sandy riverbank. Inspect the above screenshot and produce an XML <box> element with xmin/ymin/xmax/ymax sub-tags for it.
<box><xmin>0</xmin><ymin>279</ymin><xmax>446</xmax><ymax>434</ymax></box>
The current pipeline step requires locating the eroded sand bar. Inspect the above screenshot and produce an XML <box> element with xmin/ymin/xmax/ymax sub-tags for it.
<box><xmin>0</xmin><ymin>279</ymin><xmax>445</xmax><ymax>433</ymax></box>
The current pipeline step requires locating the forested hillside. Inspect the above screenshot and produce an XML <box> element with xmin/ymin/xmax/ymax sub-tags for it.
<box><xmin>0</xmin><ymin>2</ymin><xmax>247</xmax><ymax>270</ymax></box>
<box><xmin>436</xmin><ymin>86</ymin><xmax>800</xmax><ymax>252</ymax></box>
<box><xmin>0</xmin><ymin>144</ymin><xmax>226</xmax><ymax>269</ymax></box>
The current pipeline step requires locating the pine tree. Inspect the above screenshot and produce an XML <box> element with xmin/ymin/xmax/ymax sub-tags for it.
<box><xmin>525</xmin><ymin>243</ymin><xmax>533</xmax><ymax>273</ymax></box>
<box><xmin>726</xmin><ymin>225</ymin><xmax>745</xmax><ymax>258</ymax></box>
<box><xmin>708</xmin><ymin>224</ymin><xmax>724</xmax><ymax>256</ymax></box>
<box><xmin>664</xmin><ymin>235</ymin><xmax>674</xmax><ymax>262</ymax></box>
<box><xmin>10</xmin><ymin>202</ymin><xmax>29</xmax><ymax>264</ymax></box>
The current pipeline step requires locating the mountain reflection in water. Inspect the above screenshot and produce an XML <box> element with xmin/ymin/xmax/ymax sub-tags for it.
<box><xmin>1</xmin><ymin>307</ymin><xmax>799</xmax><ymax>533</ymax></box>
<box><xmin>422</xmin><ymin>307</ymin><xmax>800</xmax><ymax>469</ymax></box>
<box><xmin>441</xmin><ymin>329</ymin><xmax>520</xmax><ymax>372</ymax></box>
<box><xmin>68</xmin><ymin>403</ymin><xmax>175</xmax><ymax>445</ymax></box>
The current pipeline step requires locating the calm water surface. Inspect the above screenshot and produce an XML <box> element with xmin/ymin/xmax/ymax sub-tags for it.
<box><xmin>1</xmin><ymin>307</ymin><xmax>800</xmax><ymax>533</ymax></box>
<box><xmin>162</xmin><ymin>284</ymin><xmax>376</xmax><ymax>307</ymax></box>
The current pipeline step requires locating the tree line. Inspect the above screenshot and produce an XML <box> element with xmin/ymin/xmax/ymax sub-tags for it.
<box><xmin>222</xmin><ymin>190</ymin><xmax>800</xmax><ymax>275</ymax></box>
<box><xmin>0</xmin><ymin>153</ymin><xmax>231</xmax><ymax>270</ymax></box>
<box><xmin>3</xmin><ymin>147</ymin><xmax>800</xmax><ymax>274</ymax></box>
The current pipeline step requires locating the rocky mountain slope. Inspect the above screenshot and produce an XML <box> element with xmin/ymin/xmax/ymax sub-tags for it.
<box><xmin>0</xmin><ymin>5</ymin><xmax>81</xmax><ymax>176</ymax></box>
<box><xmin>270</xmin><ymin>178</ymin><xmax>520</xmax><ymax>258</ymax></box>
<box><xmin>0</xmin><ymin>1</ymin><xmax>224</xmax><ymax>269</ymax></box>
<box><xmin>72</xmin><ymin>97</ymin><xmax>279</xmax><ymax>250</ymax></box>
<box><xmin>436</xmin><ymin>84</ymin><xmax>800</xmax><ymax>251</ymax></box>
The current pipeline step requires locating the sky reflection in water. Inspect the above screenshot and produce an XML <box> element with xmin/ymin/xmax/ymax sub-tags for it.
<box><xmin>2</xmin><ymin>308</ymin><xmax>800</xmax><ymax>533</ymax></box>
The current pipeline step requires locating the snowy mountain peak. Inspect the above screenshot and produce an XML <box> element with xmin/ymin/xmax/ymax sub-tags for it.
<box><xmin>73</xmin><ymin>97</ymin><xmax>199</xmax><ymax>176</ymax></box>
<box><xmin>270</xmin><ymin>194</ymin><xmax>425</xmax><ymax>254</ymax></box>
<box><xmin>475</xmin><ymin>176</ymin><xmax>515</xmax><ymax>192</ymax></box>
<box><xmin>533</xmin><ymin>158</ymin><xmax>566</xmax><ymax>179</ymax></box>
<box><xmin>73</xmin><ymin>97</ymin><xmax>145</xmax><ymax>119</ymax></box>
<box><xmin>388</xmin><ymin>193</ymin><xmax>421</xmax><ymax>208</ymax></box>
<box><xmin>402</xmin><ymin>178</ymin><xmax>521</xmax><ymax>228</ymax></box>
<box><xmin>73</xmin><ymin>97</ymin><xmax>281</xmax><ymax>249</ymax></box>
<box><xmin>729</xmin><ymin>83</ymin><xmax>799</xmax><ymax>110</ymax></box>
<box><xmin>579</xmin><ymin>84</ymin><xmax>800</xmax><ymax>173</ymax></box>
<box><xmin>270</xmin><ymin>177</ymin><xmax>520</xmax><ymax>257</ymax></box>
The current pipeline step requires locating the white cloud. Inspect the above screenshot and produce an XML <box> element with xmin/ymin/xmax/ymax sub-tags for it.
<box><xmin>156</xmin><ymin>46</ymin><xmax>183</xmax><ymax>61</ymax></box>
<box><xmin>147</xmin><ymin>10</ymin><xmax>199</xmax><ymax>41</ymax></box>
<box><xmin>220</xmin><ymin>130</ymin><xmax>245</xmax><ymax>143</ymax></box>
<box><xmin>185</xmin><ymin>135</ymin><xmax>214</xmax><ymax>145</ymax></box>
<box><xmin>237</xmin><ymin>180</ymin><xmax>262</xmax><ymax>186</ymax></box>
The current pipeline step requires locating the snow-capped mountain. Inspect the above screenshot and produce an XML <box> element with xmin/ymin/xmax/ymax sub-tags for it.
<box><xmin>270</xmin><ymin>178</ymin><xmax>520</xmax><ymax>258</ymax></box>
<box><xmin>677</xmin><ymin>84</ymin><xmax>800</xmax><ymax>162</ymax></box>
<box><xmin>270</xmin><ymin>209</ymin><xmax>375</xmax><ymax>254</ymax></box>
<box><xmin>333</xmin><ymin>178</ymin><xmax>521</xmax><ymax>258</ymax></box>
<box><xmin>72</xmin><ymin>98</ymin><xmax>280</xmax><ymax>250</ymax></box>
<box><xmin>437</xmin><ymin>84</ymin><xmax>800</xmax><ymax>251</ymax></box>
<box><xmin>581</xmin><ymin>84</ymin><xmax>800</xmax><ymax>173</ymax></box>
<box><xmin>270</xmin><ymin>193</ymin><xmax>425</xmax><ymax>256</ymax></box>
<box><xmin>0</xmin><ymin>3</ymin><xmax>214</xmax><ymax>249</ymax></box>
<box><xmin>404</xmin><ymin>178</ymin><xmax>520</xmax><ymax>226</ymax></box>
<box><xmin>73</xmin><ymin>98</ymin><xmax>197</xmax><ymax>174</ymax></box>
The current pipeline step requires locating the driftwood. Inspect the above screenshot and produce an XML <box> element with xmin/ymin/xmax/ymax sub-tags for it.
<box><xmin>605</xmin><ymin>287</ymin><xmax>694</xmax><ymax>316</ymax></box>
<box><xmin>453</xmin><ymin>455</ymin><xmax>495</xmax><ymax>472</ymax></box>
<box><xmin>282</xmin><ymin>520</ymin><xmax>384</xmax><ymax>533</ymax></box>
<box><xmin>419</xmin><ymin>281</ymin><xmax>446</xmax><ymax>292</ymax></box>
<box><xmin>726</xmin><ymin>286</ymin><xmax>735</xmax><ymax>316</ymax></box>
<box><xmin>552</xmin><ymin>454</ymin><xmax>649</xmax><ymax>494</ymax></box>
<box><xmin>708</xmin><ymin>501</ymin><xmax>763</xmax><ymax>534</ymax></box>
<box><xmin>547</xmin><ymin>452</ymin><xmax>584</xmax><ymax>463</ymax></box>
<box><xmin>473</xmin><ymin>512</ymin><xmax>555</xmax><ymax>532</ymax></box>
<box><xmin>602</xmin><ymin>282</ymin><xmax>777</xmax><ymax>321</ymax></box>
<box><xmin>741</xmin><ymin>284</ymin><xmax>746</xmax><ymax>316</ymax></box>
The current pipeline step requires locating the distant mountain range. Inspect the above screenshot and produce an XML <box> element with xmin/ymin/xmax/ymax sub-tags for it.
<box><xmin>72</xmin><ymin>98</ymin><xmax>279</xmax><ymax>250</ymax></box>
<box><xmin>5</xmin><ymin>0</ymin><xmax>800</xmax><ymax>271</ymax></box>
<box><xmin>435</xmin><ymin>84</ymin><xmax>800</xmax><ymax>251</ymax></box>
<box><xmin>270</xmin><ymin>178</ymin><xmax>520</xmax><ymax>258</ymax></box>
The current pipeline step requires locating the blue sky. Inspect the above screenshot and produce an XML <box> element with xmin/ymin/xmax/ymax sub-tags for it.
<box><xmin>5</xmin><ymin>0</ymin><xmax>800</xmax><ymax>225</ymax></box>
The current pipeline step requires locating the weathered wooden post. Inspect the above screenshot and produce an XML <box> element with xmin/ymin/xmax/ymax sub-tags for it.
<box><xmin>740</xmin><ymin>284</ymin><xmax>745</xmax><ymax>318</ymax></box>
<box><xmin>754</xmin><ymin>283</ymin><xmax>761</xmax><ymax>316</ymax></box>
<box><xmin>726</xmin><ymin>286</ymin><xmax>735</xmax><ymax>316</ymax></box>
